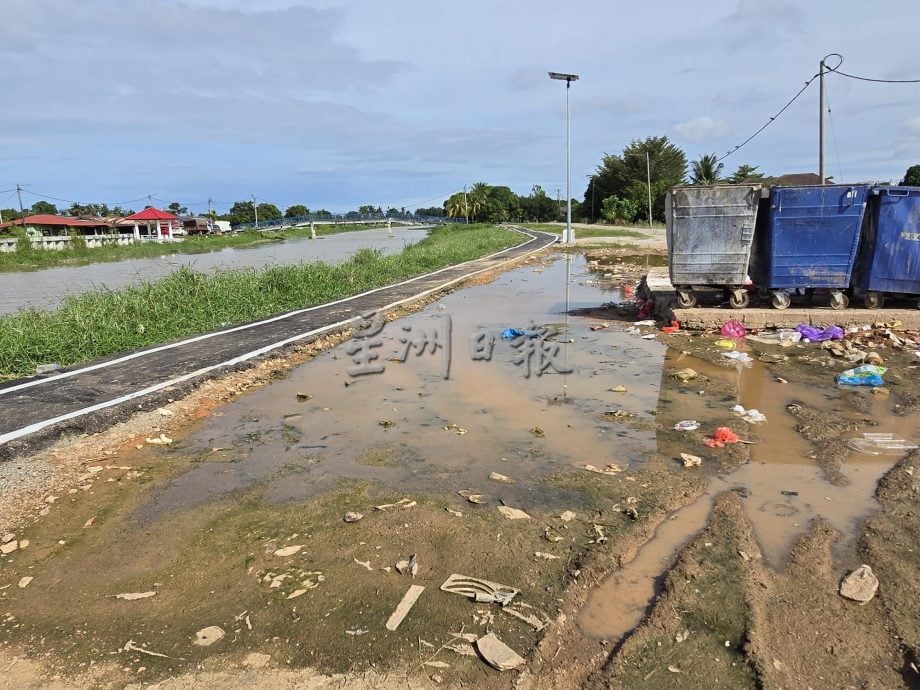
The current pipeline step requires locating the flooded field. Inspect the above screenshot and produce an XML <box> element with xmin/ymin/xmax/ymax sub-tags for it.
<box><xmin>1</xmin><ymin>251</ymin><xmax>918</xmax><ymax>688</ymax></box>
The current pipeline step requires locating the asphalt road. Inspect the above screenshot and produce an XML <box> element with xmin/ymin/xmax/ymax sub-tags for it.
<box><xmin>0</xmin><ymin>228</ymin><xmax>557</xmax><ymax>459</ymax></box>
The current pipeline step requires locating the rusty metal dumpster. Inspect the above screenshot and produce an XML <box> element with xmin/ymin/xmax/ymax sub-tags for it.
<box><xmin>853</xmin><ymin>186</ymin><xmax>920</xmax><ymax>308</ymax></box>
<box><xmin>666</xmin><ymin>184</ymin><xmax>762</xmax><ymax>308</ymax></box>
<box><xmin>751</xmin><ymin>184</ymin><xmax>869</xmax><ymax>309</ymax></box>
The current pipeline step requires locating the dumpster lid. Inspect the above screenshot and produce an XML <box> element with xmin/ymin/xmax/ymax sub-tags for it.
<box><xmin>871</xmin><ymin>185</ymin><xmax>920</xmax><ymax>196</ymax></box>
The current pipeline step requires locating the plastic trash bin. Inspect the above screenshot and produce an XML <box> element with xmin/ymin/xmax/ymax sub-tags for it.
<box><xmin>853</xmin><ymin>186</ymin><xmax>920</xmax><ymax>308</ymax></box>
<box><xmin>666</xmin><ymin>184</ymin><xmax>762</xmax><ymax>309</ymax></box>
<box><xmin>750</xmin><ymin>184</ymin><xmax>869</xmax><ymax>310</ymax></box>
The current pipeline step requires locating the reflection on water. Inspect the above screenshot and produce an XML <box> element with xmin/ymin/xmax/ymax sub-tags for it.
<box><xmin>0</xmin><ymin>227</ymin><xmax>429</xmax><ymax>315</ymax></box>
<box><xmin>110</xmin><ymin>252</ymin><xmax>914</xmax><ymax>644</ymax></box>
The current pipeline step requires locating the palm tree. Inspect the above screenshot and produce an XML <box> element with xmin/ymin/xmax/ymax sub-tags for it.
<box><xmin>445</xmin><ymin>193</ymin><xmax>468</xmax><ymax>220</ymax></box>
<box><xmin>727</xmin><ymin>164</ymin><xmax>765</xmax><ymax>183</ymax></box>
<box><xmin>468</xmin><ymin>182</ymin><xmax>490</xmax><ymax>223</ymax></box>
<box><xmin>689</xmin><ymin>154</ymin><xmax>724</xmax><ymax>185</ymax></box>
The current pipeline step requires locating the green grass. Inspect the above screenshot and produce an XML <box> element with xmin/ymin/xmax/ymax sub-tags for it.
<box><xmin>0</xmin><ymin>224</ymin><xmax>519</xmax><ymax>378</ymax></box>
<box><xmin>520</xmin><ymin>223</ymin><xmax>651</xmax><ymax>239</ymax></box>
<box><xmin>0</xmin><ymin>223</ymin><xmax>408</xmax><ymax>272</ymax></box>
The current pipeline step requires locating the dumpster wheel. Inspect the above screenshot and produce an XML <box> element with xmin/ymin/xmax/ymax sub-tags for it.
<box><xmin>676</xmin><ymin>289</ymin><xmax>697</xmax><ymax>309</ymax></box>
<box><xmin>829</xmin><ymin>291</ymin><xmax>849</xmax><ymax>310</ymax></box>
<box><xmin>863</xmin><ymin>292</ymin><xmax>884</xmax><ymax>309</ymax></box>
<box><xmin>728</xmin><ymin>289</ymin><xmax>749</xmax><ymax>309</ymax></box>
<box><xmin>771</xmin><ymin>291</ymin><xmax>791</xmax><ymax>310</ymax></box>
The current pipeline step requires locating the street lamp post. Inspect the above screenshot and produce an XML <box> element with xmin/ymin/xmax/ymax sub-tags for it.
<box><xmin>548</xmin><ymin>71</ymin><xmax>579</xmax><ymax>244</ymax></box>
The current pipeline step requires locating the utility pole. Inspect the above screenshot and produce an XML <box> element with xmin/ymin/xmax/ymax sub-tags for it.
<box><xmin>819</xmin><ymin>56</ymin><xmax>826</xmax><ymax>185</ymax></box>
<box><xmin>463</xmin><ymin>185</ymin><xmax>468</xmax><ymax>224</ymax></box>
<box><xmin>16</xmin><ymin>184</ymin><xmax>26</xmax><ymax>227</ymax></box>
<box><xmin>207</xmin><ymin>197</ymin><xmax>213</xmax><ymax>232</ymax></box>
<box><xmin>646</xmin><ymin>151</ymin><xmax>653</xmax><ymax>228</ymax></box>
<box><xmin>148</xmin><ymin>194</ymin><xmax>153</xmax><ymax>208</ymax></box>
<box><xmin>252</xmin><ymin>195</ymin><xmax>259</xmax><ymax>229</ymax></box>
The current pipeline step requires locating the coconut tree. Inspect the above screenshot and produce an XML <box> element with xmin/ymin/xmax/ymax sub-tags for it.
<box><xmin>689</xmin><ymin>154</ymin><xmax>724</xmax><ymax>185</ymax></box>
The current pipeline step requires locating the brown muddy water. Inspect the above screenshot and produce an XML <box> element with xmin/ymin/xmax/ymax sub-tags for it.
<box><xmin>2</xmin><ymin>252</ymin><xmax>915</xmax><ymax>677</ymax></box>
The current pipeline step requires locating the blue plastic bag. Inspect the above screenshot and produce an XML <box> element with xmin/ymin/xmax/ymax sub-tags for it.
<box><xmin>836</xmin><ymin>364</ymin><xmax>886</xmax><ymax>386</ymax></box>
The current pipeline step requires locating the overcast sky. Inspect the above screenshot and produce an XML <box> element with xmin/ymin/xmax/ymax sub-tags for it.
<box><xmin>2</xmin><ymin>0</ymin><xmax>919</xmax><ymax>215</ymax></box>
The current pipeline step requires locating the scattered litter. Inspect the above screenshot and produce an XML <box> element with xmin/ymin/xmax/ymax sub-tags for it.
<box><xmin>607</xmin><ymin>385</ymin><xmax>629</xmax><ymax>395</ymax></box>
<box><xmin>705</xmin><ymin>427</ymin><xmax>740</xmax><ymax>448</ymax></box>
<box><xmin>35</xmin><ymin>363</ymin><xmax>61</xmax><ymax>375</ymax></box>
<box><xmin>287</xmin><ymin>589</ymin><xmax>309</xmax><ymax>599</ymax></box>
<box><xmin>115</xmin><ymin>591</ymin><xmax>157</xmax><ymax>601</ymax></box>
<box><xmin>675</xmin><ymin>629</ymin><xmax>690</xmax><ymax>644</ymax></box>
<box><xmin>378</xmin><ymin>419</ymin><xmax>396</xmax><ymax>429</ymax></box>
<box><xmin>475</xmin><ymin>633</ymin><xmax>525</xmax><ymax>671</ymax></box>
<box><xmin>18</xmin><ymin>576</ymin><xmax>32</xmax><ymax>589</ymax></box>
<box><xmin>446</xmin><ymin>508</ymin><xmax>463</xmax><ymax>517</ymax></box>
<box><xmin>534</xmin><ymin>552</ymin><xmax>559</xmax><ymax>560</ymax></box>
<box><xmin>592</xmin><ymin>524</ymin><xmax>609</xmax><ymax>542</ymax></box>
<box><xmin>714</xmin><ymin>339</ymin><xmax>737</xmax><ymax>349</ymax></box>
<box><xmin>440</xmin><ymin>574</ymin><xmax>519</xmax><ymax>606</ymax></box>
<box><xmin>374</xmin><ymin>498</ymin><xmax>417</xmax><ymax>511</ymax></box>
<box><xmin>423</xmin><ymin>660</ymin><xmax>451</xmax><ymax>669</ymax></box>
<box><xmin>871</xmin><ymin>387</ymin><xmax>889</xmax><ymax>399</ymax></box>
<box><xmin>155</xmin><ymin>407</ymin><xmax>174</xmax><ymax>417</ymax></box>
<box><xmin>661</xmin><ymin>320</ymin><xmax>680</xmax><ymax>334</ymax></box>
<box><xmin>583</xmin><ymin>463</ymin><xmax>626</xmax><ymax>476</ymax></box>
<box><xmin>353</xmin><ymin>558</ymin><xmax>373</xmax><ymax>571</ymax></box>
<box><xmin>746</xmin><ymin>330</ymin><xmax>801</xmax><ymax>346</ymax></box>
<box><xmin>559</xmin><ymin>511</ymin><xmax>576</xmax><ymax>522</ymax></box>
<box><xmin>602</xmin><ymin>409</ymin><xmax>636</xmax><ymax>420</ymax></box>
<box><xmin>501</xmin><ymin>328</ymin><xmax>539</xmax><ymax>340</ymax></box>
<box><xmin>530</xmin><ymin>426</ymin><xmax>545</xmax><ymax>438</ymax></box>
<box><xmin>385</xmin><ymin>584</ymin><xmax>425</xmax><ymax>631</ymax></box>
<box><xmin>730</xmin><ymin>405</ymin><xmax>767</xmax><ymax>424</ymax></box>
<box><xmin>673</xmin><ymin>420</ymin><xmax>700</xmax><ymax>432</ymax></box>
<box><xmin>458</xmin><ymin>490</ymin><xmax>484</xmax><ymax>504</ymax></box>
<box><xmin>395</xmin><ymin>554</ymin><xmax>419</xmax><ymax>577</ymax></box>
<box><xmin>738</xmin><ymin>550</ymin><xmax>751</xmax><ymax>562</ymax></box>
<box><xmin>489</xmin><ymin>472</ymin><xmax>514</xmax><ymax>484</ymax></box>
<box><xmin>193</xmin><ymin>626</ymin><xmax>225</xmax><ymax>647</ymax></box>
<box><xmin>501</xmin><ymin>603</ymin><xmax>548</xmax><ymax>631</ymax></box>
<box><xmin>543</xmin><ymin>527</ymin><xmax>563</xmax><ymax>543</ymax></box>
<box><xmin>345</xmin><ymin>629</ymin><xmax>369</xmax><ymax>636</ymax></box>
<box><xmin>273</xmin><ymin>545</ymin><xmax>304</xmax><ymax>557</ymax></box>
<box><xmin>680</xmin><ymin>453</ymin><xmax>702</xmax><ymax>468</ymax></box>
<box><xmin>670</xmin><ymin>368</ymin><xmax>698</xmax><ymax>381</ymax></box>
<box><xmin>445</xmin><ymin>632</ymin><xmax>479</xmax><ymax>656</ymax></box>
<box><xmin>839</xmin><ymin>564</ymin><xmax>879</xmax><ymax>603</ymax></box>
<box><xmin>720</xmin><ymin>320</ymin><xmax>746</xmax><ymax>338</ymax></box>
<box><xmin>640</xmin><ymin>333</ymin><xmax>656</xmax><ymax>340</ymax></box>
<box><xmin>622</xmin><ymin>507</ymin><xmax>638</xmax><ymax>521</ymax></box>
<box><xmin>0</xmin><ymin>541</ymin><xmax>17</xmax><ymax>555</ymax></box>
<box><xmin>1</xmin><ymin>533</ymin><xmax>13</xmax><ymax>544</ymax></box>
<box><xmin>123</xmin><ymin>640</ymin><xmax>169</xmax><ymax>658</ymax></box>
<box><xmin>847</xmin><ymin>433</ymin><xmax>917</xmax><ymax>455</ymax></box>
<box><xmin>343</xmin><ymin>511</ymin><xmax>364</xmax><ymax>523</ymax></box>
<box><xmin>589</xmin><ymin>323</ymin><xmax>609</xmax><ymax>331</ymax></box>
<box><xmin>796</xmin><ymin>324</ymin><xmax>844</xmax><ymax>342</ymax></box>
<box><xmin>634</xmin><ymin>319</ymin><xmax>656</xmax><ymax>327</ymax></box>
<box><xmin>443</xmin><ymin>423</ymin><xmax>467</xmax><ymax>435</ymax></box>
<box><xmin>296</xmin><ymin>392</ymin><xmax>312</xmax><ymax>401</ymax></box>
<box><xmin>497</xmin><ymin>506</ymin><xmax>531</xmax><ymax>520</ymax></box>
<box><xmin>668</xmin><ymin>666</ymin><xmax>682</xmax><ymax>673</ymax></box>
<box><xmin>145</xmin><ymin>434</ymin><xmax>173</xmax><ymax>446</ymax></box>
<box><xmin>721</xmin><ymin>350</ymin><xmax>753</xmax><ymax>365</ymax></box>
<box><xmin>83</xmin><ymin>517</ymin><xmax>95</xmax><ymax>529</ymax></box>
<box><xmin>758</xmin><ymin>353</ymin><xmax>788</xmax><ymax>364</ymax></box>
<box><xmin>837</xmin><ymin>365</ymin><xmax>886</xmax><ymax>386</ymax></box>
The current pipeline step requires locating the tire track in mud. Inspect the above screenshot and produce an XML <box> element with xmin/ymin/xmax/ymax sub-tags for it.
<box><xmin>0</xmin><ymin>228</ymin><xmax>557</xmax><ymax>459</ymax></box>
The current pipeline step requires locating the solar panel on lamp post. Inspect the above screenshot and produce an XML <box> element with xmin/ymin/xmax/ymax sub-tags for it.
<box><xmin>548</xmin><ymin>71</ymin><xmax>579</xmax><ymax>244</ymax></box>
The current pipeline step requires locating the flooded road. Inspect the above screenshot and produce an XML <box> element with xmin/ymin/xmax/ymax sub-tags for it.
<box><xmin>0</xmin><ymin>227</ymin><xmax>428</xmax><ymax>315</ymax></box>
<box><xmin>2</xmin><ymin>251</ymin><xmax>916</xmax><ymax>686</ymax></box>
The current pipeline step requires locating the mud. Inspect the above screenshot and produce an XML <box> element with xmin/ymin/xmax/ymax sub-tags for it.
<box><xmin>1</xmin><ymin>250</ymin><xmax>919</xmax><ymax>688</ymax></box>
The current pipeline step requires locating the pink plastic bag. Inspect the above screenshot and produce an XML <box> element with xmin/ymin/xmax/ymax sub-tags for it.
<box><xmin>720</xmin><ymin>320</ymin><xmax>746</xmax><ymax>339</ymax></box>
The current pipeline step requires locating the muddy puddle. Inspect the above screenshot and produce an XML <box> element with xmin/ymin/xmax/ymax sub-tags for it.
<box><xmin>2</xmin><ymin>252</ymin><xmax>916</xmax><ymax>683</ymax></box>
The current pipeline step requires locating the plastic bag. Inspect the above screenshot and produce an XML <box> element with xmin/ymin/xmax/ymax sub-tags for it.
<box><xmin>705</xmin><ymin>427</ymin><xmax>740</xmax><ymax>448</ymax></box>
<box><xmin>796</xmin><ymin>324</ymin><xmax>844</xmax><ymax>342</ymax></box>
<box><xmin>720</xmin><ymin>320</ymin><xmax>746</xmax><ymax>338</ymax></box>
<box><xmin>836</xmin><ymin>364</ymin><xmax>887</xmax><ymax>386</ymax></box>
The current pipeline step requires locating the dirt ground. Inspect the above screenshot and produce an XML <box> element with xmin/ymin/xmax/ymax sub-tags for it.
<box><xmin>1</xmin><ymin>248</ymin><xmax>919</xmax><ymax>689</ymax></box>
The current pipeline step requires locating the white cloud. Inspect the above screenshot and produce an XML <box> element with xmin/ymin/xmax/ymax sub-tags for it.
<box><xmin>904</xmin><ymin>116</ymin><xmax>920</xmax><ymax>137</ymax></box>
<box><xmin>673</xmin><ymin>116</ymin><xmax>729</xmax><ymax>142</ymax></box>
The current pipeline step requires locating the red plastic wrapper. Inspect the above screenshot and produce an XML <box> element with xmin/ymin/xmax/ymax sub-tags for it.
<box><xmin>704</xmin><ymin>427</ymin><xmax>740</xmax><ymax>448</ymax></box>
<box><xmin>661</xmin><ymin>320</ymin><xmax>680</xmax><ymax>334</ymax></box>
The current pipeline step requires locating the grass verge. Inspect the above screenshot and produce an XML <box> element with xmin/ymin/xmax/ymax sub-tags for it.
<box><xmin>0</xmin><ymin>224</ymin><xmax>519</xmax><ymax>378</ymax></box>
<box><xmin>520</xmin><ymin>223</ymin><xmax>654</xmax><ymax>239</ymax></box>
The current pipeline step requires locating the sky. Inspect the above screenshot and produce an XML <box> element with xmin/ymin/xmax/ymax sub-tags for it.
<box><xmin>1</xmin><ymin>0</ymin><xmax>919</xmax><ymax>216</ymax></box>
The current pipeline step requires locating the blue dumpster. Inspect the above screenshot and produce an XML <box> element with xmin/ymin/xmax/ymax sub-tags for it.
<box><xmin>751</xmin><ymin>184</ymin><xmax>869</xmax><ymax>309</ymax></box>
<box><xmin>666</xmin><ymin>184</ymin><xmax>762</xmax><ymax>309</ymax></box>
<box><xmin>853</xmin><ymin>186</ymin><xmax>920</xmax><ymax>308</ymax></box>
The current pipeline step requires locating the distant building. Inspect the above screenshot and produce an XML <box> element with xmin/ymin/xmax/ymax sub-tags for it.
<box><xmin>770</xmin><ymin>173</ymin><xmax>825</xmax><ymax>186</ymax></box>
<box><xmin>0</xmin><ymin>214</ymin><xmax>112</xmax><ymax>237</ymax></box>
